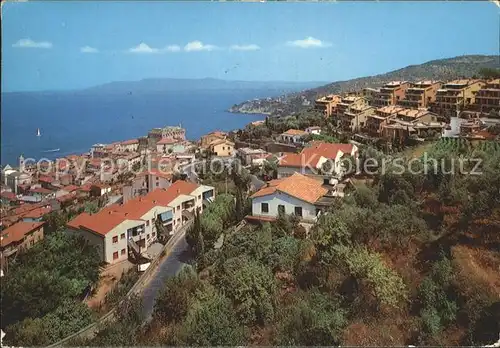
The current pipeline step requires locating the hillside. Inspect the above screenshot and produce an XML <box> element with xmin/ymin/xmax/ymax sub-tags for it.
<box><xmin>230</xmin><ymin>55</ymin><xmax>500</xmax><ymax>115</ymax></box>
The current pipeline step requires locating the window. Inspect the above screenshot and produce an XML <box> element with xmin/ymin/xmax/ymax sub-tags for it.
<box><xmin>121</xmin><ymin>249</ymin><xmax>126</xmax><ymax>255</ymax></box>
<box><xmin>156</xmin><ymin>182</ymin><xmax>159</xmax><ymax>187</ymax></box>
<box><xmin>147</xmin><ymin>234</ymin><xmax>150</xmax><ymax>239</ymax></box>
<box><xmin>294</xmin><ymin>206</ymin><xmax>303</xmax><ymax>217</ymax></box>
<box><xmin>198</xmin><ymin>195</ymin><xmax>201</xmax><ymax>200</ymax></box>
<box><xmin>278</xmin><ymin>205</ymin><xmax>285</xmax><ymax>215</ymax></box>
<box><xmin>112</xmin><ymin>236</ymin><xmax>118</xmax><ymax>243</ymax></box>
<box><xmin>177</xmin><ymin>205</ymin><xmax>180</xmax><ymax>211</ymax></box>
<box><xmin>120</xmin><ymin>233</ymin><xmax>125</xmax><ymax>240</ymax></box>
<box><xmin>261</xmin><ymin>202</ymin><xmax>269</xmax><ymax>213</ymax></box>
<box><xmin>146</xmin><ymin>220</ymin><xmax>150</xmax><ymax>226</ymax></box>
<box><xmin>113</xmin><ymin>251</ymin><xmax>119</xmax><ymax>260</ymax></box>
<box><xmin>152</xmin><ymin>232</ymin><xmax>156</xmax><ymax>237</ymax></box>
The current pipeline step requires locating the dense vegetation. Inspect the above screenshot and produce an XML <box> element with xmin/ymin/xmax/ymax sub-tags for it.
<box><xmin>139</xmin><ymin>139</ymin><xmax>498</xmax><ymax>346</ymax></box>
<box><xmin>2</xmin><ymin>232</ymin><xmax>101</xmax><ymax>346</ymax></box>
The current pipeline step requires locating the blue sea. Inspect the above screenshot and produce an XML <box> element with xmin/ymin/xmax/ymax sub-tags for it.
<box><xmin>1</xmin><ymin>90</ymin><xmax>272</xmax><ymax>166</ymax></box>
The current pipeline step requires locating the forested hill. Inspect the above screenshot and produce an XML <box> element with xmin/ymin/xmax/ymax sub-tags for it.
<box><xmin>229</xmin><ymin>55</ymin><xmax>500</xmax><ymax>115</ymax></box>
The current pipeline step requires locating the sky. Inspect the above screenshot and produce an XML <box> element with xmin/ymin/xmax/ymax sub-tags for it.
<box><xmin>2</xmin><ymin>1</ymin><xmax>499</xmax><ymax>92</ymax></box>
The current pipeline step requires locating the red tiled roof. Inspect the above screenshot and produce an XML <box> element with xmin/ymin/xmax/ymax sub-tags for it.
<box><xmin>23</xmin><ymin>206</ymin><xmax>52</xmax><ymax>219</ymax></box>
<box><xmin>39</xmin><ymin>175</ymin><xmax>54</xmax><ymax>183</ymax></box>
<box><xmin>146</xmin><ymin>180</ymin><xmax>199</xmax><ymax>206</ymax></box>
<box><xmin>29</xmin><ymin>187</ymin><xmax>53</xmax><ymax>195</ymax></box>
<box><xmin>1</xmin><ymin>191</ymin><xmax>17</xmax><ymax>201</ymax></box>
<box><xmin>282</xmin><ymin>129</ymin><xmax>307</xmax><ymax>136</ymax></box>
<box><xmin>63</xmin><ymin>185</ymin><xmax>79</xmax><ymax>192</ymax></box>
<box><xmin>279</xmin><ymin>142</ymin><xmax>355</xmax><ymax>168</ymax></box>
<box><xmin>67</xmin><ymin>180</ymin><xmax>201</xmax><ymax>236</ymax></box>
<box><xmin>56</xmin><ymin>193</ymin><xmax>77</xmax><ymax>203</ymax></box>
<box><xmin>251</xmin><ymin>172</ymin><xmax>327</xmax><ymax>204</ymax></box>
<box><xmin>121</xmin><ymin>139</ymin><xmax>139</xmax><ymax>145</ymax></box>
<box><xmin>1</xmin><ymin>221</ymin><xmax>44</xmax><ymax>247</ymax></box>
<box><xmin>139</xmin><ymin>170</ymin><xmax>173</xmax><ymax>180</ymax></box>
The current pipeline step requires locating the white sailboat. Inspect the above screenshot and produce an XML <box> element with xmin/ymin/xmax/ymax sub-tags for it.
<box><xmin>36</xmin><ymin>128</ymin><xmax>41</xmax><ymax>137</ymax></box>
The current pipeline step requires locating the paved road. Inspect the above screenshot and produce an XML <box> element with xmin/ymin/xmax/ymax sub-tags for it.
<box><xmin>140</xmin><ymin>234</ymin><xmax>193</xmax><ymax>321</ymax></box>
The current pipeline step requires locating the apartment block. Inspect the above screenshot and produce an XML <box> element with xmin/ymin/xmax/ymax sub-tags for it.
<box><xmin>365</xmin><ymin>106</ymin><xmax>404</xmax><ymax>136</ymax></box>
<box><xmin>431</xmin><ymin>79</ymin><xmax>486</xmax><ymax>118</ymax></box>
<box><xmin>67</xmin><ymin>180</ymin><xmax>214</xmax><ymax>264</ymax></box>
<box><xmin>336</xmin><ymin>96</ymin><xmax>373</xmax><ymax>132</ymax></box>
<box><xmin>382</xmin><ymin>109</ymin><xmax>444</xmax><ymax>140</ymax></box>
<box><xmin>372</xmin><ymin>81</ymin><xmax>411</xmax><ymax>107</ymax></box>
<box><xmin>399</xmin><ymin>80</ymin><xmax>442</xmax><ymax>109</ymax></box>
<box><xmin>474</xmin><ymin>79</ymin><xmax>500</xmax><ymax>113</ymax></box>
<box><xmin>314</xmin><ymin>95</ymin><xmax>342</xmax><ymax>117</ymax></box>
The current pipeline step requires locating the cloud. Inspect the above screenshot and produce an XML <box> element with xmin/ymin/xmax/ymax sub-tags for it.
<box><xmin>164</xmin><ymin>45</ymin><xmax>181</xmax><ymax>52</ymax></box>
<box><xmin>12</xmin><ymin>38</ymin><xmax>52</xmax><ymax>49</ymax></box>
<box><xmin>230</xmin><ymin>44</ymin><xmax>260</xmax><ymax>51</ymax></box>
<box><xmin>286</xmin><ymin>37</ymin><xmax>331</xmax><ymax>49</ymax></box>
<box><xmin>80</xmin><ymin>46</ymin><xmax>99</xmax><ymax>53</ymax></box>
<box><xmin>184</xmin><ymin>41</ymin><xmax>217</xmax><ymax>52</ymax></box>
<box><xmin>128</xmin><ymin>43</ymin><xmax>160</xmax><ymax>54</ymax></box>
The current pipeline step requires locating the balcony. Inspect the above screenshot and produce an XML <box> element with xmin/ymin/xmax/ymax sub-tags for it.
<box><xmin>182</xmin><ymin>199</ymin><xmax>195</xmax><ymax>210</ymax></box>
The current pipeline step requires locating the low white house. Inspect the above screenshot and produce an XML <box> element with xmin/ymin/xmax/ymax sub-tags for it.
<box><xmin>279</xmin><ymin>129</ymin><xmax>308</xmax><ymax>144</ymax></box>
<box><xmin>306</xmin><ymin>126</ymin><xmax>322</xmax><ymax>135</ymax></box>
<box><xmin>248</xmin><ymin>172</ymin><xmax>332</xmax><ymax>223</ymax></box>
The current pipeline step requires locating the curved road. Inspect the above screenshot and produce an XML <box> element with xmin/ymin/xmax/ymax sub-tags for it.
<box><xmin>140</xmin><ymin>234</ymin><xmax>193</xmax><ymax>321</ymax></box>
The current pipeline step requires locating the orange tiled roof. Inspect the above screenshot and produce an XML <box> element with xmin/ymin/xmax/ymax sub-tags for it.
<box><xmin>1</xmin><ymin>221</ymin><xmax>44</xmax><ymax>247</ymax></box>
<box><xmin>282</xmin><ymin>129</ymin><xmax>308</xmax><ymax>136</ymax></box>
<box><xmin>121</xmin><ymin>139</ymin><xmax>139</xmax><ymax>145</ymax></box>
<box><xmin>67</xmin><ymin>180</ymin><xmax>200</xmax><ymax>236</ymax></box>
<box><xmin>377</xmin><ymin>106</ymin><xmax>404</xmax><ymax>115</ymax></box>
<box><xmin>251</xmin><ymin>173</ymin><xmax>327</xmax><ymax>204</ymax></box>
<box><xmin>209</xmin><ymin>138</ymin><xmax>234</xmax><ymax>147</ymax></box>
<box><xmin>279</xmin><ymin>142</ymin><xmax>355</xmax><ymax>168</ymax></box>
<box><xmin>63</xmin><ymin>185</ymin><xmax>79</xmax><ymax>192</ymax></box>
<box><xmin>23</xmin><ymin>206</ymin><xmax>52</xmax><ymax>219</ymax></box>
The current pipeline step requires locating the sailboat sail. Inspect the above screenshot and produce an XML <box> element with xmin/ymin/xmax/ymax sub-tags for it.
<box><xmin>37</xmin><ymin>128</ymin><xmax>41</xmax><ymax>137</ymax></box>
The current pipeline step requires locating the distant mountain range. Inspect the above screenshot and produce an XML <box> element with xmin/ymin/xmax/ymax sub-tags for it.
<box><xmin>230</xmin><ymin>55</ymin><xmax>500</xmax><ymax>115</ymax></box>
<box><xmin>79</xmin><ymin>78</ymin><xmax>327</xmax><ymax>94</ymax></box>
<box><xmin>3</xmin><ymin>78</ymin><xmax>328</xmax><ymax>96</ymax></box>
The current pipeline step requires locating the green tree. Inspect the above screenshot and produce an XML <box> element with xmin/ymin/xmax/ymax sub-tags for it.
<box><xmin>275</xmin><ymin>290</ymin><xmax>347</xmax><ymax>346</ymax></box>
<box><xmin>154</xmin><ymin>265</ymin><xmax>202</xmax><ymax>324</ymax></box>
<box><xmin>216</xmin><ymin>256</ymin><xmax>277</xmax><ymax>325</ymax></box>
<box><xmin>176</xmin><ymin>288</ymin><xmax>247</xmax><ymax>346</ymax></box>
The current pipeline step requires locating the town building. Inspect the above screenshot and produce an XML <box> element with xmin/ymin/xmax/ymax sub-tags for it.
<box><xmin>90</xmin><ymin>183</ymin><xmax>112</xmax><ymax>197</ymax></box>
<box><xmin>305</xmin><ymin>126</ymin><xmax>322</xmax><ymax>135</ymax></box>
<box><xmin>361</xmin><ymin>88</ymin><xmax>380</xmax><ymax>105</ymax></box>
<box><xmin>398</xmin><ymin>80</ymin><xmax>442</xmax><ymax>109</ymax></box>
<box><xmin>118</xmin><ymin>139</ymin><xmax>139</xmax><ymax>152</ymax></box>
<box><xmin>208</xmin><ymin>138</ymin><xmax>235</xmax><ymax>157</ymax></box>
<box><xmin>335</xmin><ymin>96</ymin><xmax>372</xmax><ymax>132</ymax></box>
<box><xmin>431</xmin><ymin>79</ymin><xmax>486</xmax><ymax>118</ymax></box>
<box><xmin>156</xmin><ymin>138</ymin><xmax>179</xmax><ymax>153</ymax></box>
<box><xmin>200</xmin><ymin>131</ymin><xmax>227</xmax><ymax>148</ymax></box>
<box><xmin>67</xmin><ymin>180</ymin><xmax>214</xmax><ymax>264</ymax></box>
<box><xmin>365</xmin><ymin>106</ymin><xmax>404</xmax><ymax>136</ymax></box>
<box><xmin>1</xmin><ymin>165</ymin><xmax>32</xmax><ymax>195</ymax></box>
<box><xmin>1</xmin><ymin>221</ymin><xmax>44</xmax><ymax>260</ymax></box>
<box><xmin>247</xmin><ymin>173</ymin><xmax>337</xmax><ymax>224</ymax></box>
<box><xmin>277</xmin><ymin>141</ymin><xmax>358</xmax><ymax>179</ymax></box>
<box><xmin>122</xmin><ymin>170</ymin><xmax>173</xmax><ymax>203</ymax></box>
<box><xmin>473</xmin><ymin>79</ymin><xmax>500</xmax><ymax>113</ymax></box>
<box><xmin>279</xmin><ymin>129</ymin><xmax>309</xmax><ymax>144</ymax></box>
<box><xmin>372</xmin><ymin>81</ymin><xmax>411</xmax><ymax>107</ymax></box>
<box><xmin>314</xmin><ymin>95</ymin><xmax>342</xmax><ymax>117</ymax></box>
<box><xmin>148</xmin><ymin>126</ymin><xmax>186</xmax><ymax>149</ymax></box>
<box><xmin>237</xmin><ymin>147</ymin><xmax>270</xmax><ymax>166</ymax></box>
<box><xmin>381</xmin><ymin>109</ymin><xmax>445</xmax><ymax>140</ymax></box>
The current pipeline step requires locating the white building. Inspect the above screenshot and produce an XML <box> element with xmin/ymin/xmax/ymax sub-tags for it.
<box><xmin>279</xmin><ymin>129</ymin><xmax>308</xmax><ymax>144</ymax></box>
<box><xmin>248</xmin><ymin>172</ymin><xmax>334</xmax><ymax>224</ymax></box>
<box><xmin>305</xmin><ymin>126</ymin><xmax>322</xmax><ymax>135</ymax></box>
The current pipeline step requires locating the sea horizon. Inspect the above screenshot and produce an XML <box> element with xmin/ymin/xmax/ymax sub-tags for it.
<box><xmin>1</xmin><ymin>89</ymin><xmax>272</xmax><ymax>167</ymax></box>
